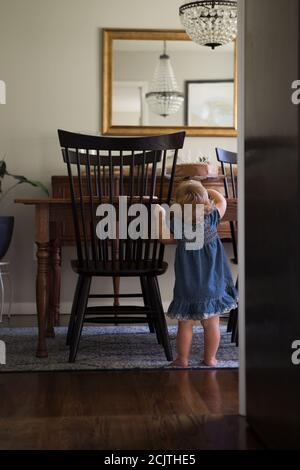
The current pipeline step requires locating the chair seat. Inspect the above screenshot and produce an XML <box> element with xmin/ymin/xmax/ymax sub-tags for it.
<box><xmin>71</xmin><ymin>259</ymin><xmax>168</xmax><ymax>276</ymax></box>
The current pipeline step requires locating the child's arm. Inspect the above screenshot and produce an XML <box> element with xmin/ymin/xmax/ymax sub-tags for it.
<box><xmin>153</xmin><ymin>205</ymin><xmax>175</xmax><ymax>245</ymax></box>
<box><xmin>207</xmin><ymin>189</ymin><xmax>227</xmax><ymax>219</ymax></box>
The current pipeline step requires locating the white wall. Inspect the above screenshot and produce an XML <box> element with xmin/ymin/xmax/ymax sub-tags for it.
<box><xmin>0</xmin><ymin>0</ymin><xmax>237</xmax><ymax>314</ymax></box>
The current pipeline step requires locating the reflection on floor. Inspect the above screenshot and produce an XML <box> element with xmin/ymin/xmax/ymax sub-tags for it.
<box><xmin>0</xmin><ymin>370</ymin><xmax>261</xmax><ymax>450</ymax></box>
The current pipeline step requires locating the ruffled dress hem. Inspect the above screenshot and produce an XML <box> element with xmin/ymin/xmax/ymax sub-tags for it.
<box><xmin>167</xmin><ymin>286</ymin><xmax>238</xmax><ymax>321</ymax></box>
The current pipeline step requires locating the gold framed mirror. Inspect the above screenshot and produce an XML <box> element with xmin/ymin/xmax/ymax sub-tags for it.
<box><xmin>102</xmin><ymin>29</ymin><xmax>237</xmax><ymax>137</ymax></box>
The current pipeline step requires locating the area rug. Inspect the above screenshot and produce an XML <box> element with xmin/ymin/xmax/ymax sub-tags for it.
<box><xmin>0</xmin><ymin>325</ymin><xmax>238</xmax><ymax>372</ymax></box>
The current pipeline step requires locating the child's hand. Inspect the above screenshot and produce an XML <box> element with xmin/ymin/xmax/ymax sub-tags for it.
<box><xmin>207</xmin><ymin>189</ymin><xmax>227</xmax><ymax>219</ymax></box>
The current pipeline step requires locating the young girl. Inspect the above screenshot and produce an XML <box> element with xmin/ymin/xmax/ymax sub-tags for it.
<box><xmin>158</xmin><ymin>179</ymin><xmax>238</xmax><ymax>367</ymax></box>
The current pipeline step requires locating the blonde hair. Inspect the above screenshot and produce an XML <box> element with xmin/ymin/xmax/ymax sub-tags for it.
<box><xmin>175</xmin><ymin>179</ymin><xmax>214</xmax><ymax>222</ymax></box>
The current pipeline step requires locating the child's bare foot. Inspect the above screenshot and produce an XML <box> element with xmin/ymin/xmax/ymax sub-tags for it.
<box><xmin>170</xmin><ymin>357</ymin><xmax>189</xmax><ymax>368</ymax></box>
<box><xmin>202</xmin><ymin>358</ymin><xmax>218</xmax><ymax>367</ymax></box>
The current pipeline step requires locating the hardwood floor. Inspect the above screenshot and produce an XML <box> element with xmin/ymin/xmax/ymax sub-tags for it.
<box><xmin>0</xmin><ymin>268</ymin><xmax>255</xmax><ymax>453</ymax></box>
<box><xmin>0</xmin><ymin>370</ymin><xmax>261</xmax><ymax>450</ymax></box>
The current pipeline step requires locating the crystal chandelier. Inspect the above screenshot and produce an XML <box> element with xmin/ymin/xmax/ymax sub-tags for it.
<box><xmin>145</xmin><ymin>42</ymin><xmax>184</xmax><ymax>117</ymax></box>
<box><xmin>179</xmin><ymin>1</ymin><xmax>237</xmax><ymax>49</ymax></box>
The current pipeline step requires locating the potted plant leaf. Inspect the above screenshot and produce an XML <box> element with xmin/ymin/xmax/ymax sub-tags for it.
<box><xmin>0</xmin><ymin>158</ymin><xmax>49</xmax><ymax>260</ymax></box>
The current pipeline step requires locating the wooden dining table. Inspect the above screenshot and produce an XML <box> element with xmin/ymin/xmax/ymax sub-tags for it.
<box><xmin>15</xmin><ymin>193</ymin><xmax>237</xmax><ymax>359</ymax></box>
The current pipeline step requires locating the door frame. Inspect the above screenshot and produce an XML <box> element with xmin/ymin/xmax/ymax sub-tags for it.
<box><xmin>237</xmin><ymin>0</ymin><xmax>246</xmax><ymax>416</ymax></box>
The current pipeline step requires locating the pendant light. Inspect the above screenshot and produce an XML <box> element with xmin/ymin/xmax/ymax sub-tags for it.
<box><xmin>179</xmin><ymin>1</ymin><xmax>237</xmax><ymax>50</ymax></box>
<box><xmin>145</xmin><ymin>42</ymin><xmax>184</xmax><ymax>117</ymax></box>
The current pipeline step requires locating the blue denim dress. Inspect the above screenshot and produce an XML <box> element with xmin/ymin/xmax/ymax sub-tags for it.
<box><xmin>167</xmin><ymin>208</ymin><xmax>238</xmax><ymax>320</ymax></box>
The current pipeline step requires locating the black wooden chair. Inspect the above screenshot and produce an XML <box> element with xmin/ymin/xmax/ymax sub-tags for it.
<box><xmin>216</xmin><ymin>148</ymin><xmax>238</xmax><ymax>346</ymax></box>
<box><xmin>216</xmin><ymin>147</ymin><xmax>238</xmax><ymax>264</ymax></box>
<box><xmin>58</xmin><ymin>129</ymin><xmax>185</xmax><ymax>362</ymax></box>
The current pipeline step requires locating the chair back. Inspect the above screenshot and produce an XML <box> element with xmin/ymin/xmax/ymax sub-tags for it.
<box><xmin>58</xmin><ymin>130</ymin><xmax>185</xmax><ymax>268</ymax></box>
<box><xmin>216</xmin><ymin>147</ymin><xmax>237</xmax><ymax>198</ymax></box>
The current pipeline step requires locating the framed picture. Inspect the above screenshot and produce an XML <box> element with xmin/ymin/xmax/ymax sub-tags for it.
<box><xmin>185</xmin><ymin>79</ymin><xmax>235</xmax><ymax>127</ymax></box>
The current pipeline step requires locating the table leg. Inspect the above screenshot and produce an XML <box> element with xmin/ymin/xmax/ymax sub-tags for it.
<box><xmin>47</xmin><ymin>242</ymin><xmax>55</xmax><ymax>338</ymax></box>
<box><xmin>36</xmin><ymin>242</ymin><xmax>50</xmax><ymax>357</ymax></box>
<box><xmin>50</xmin><ymin>239</ymin><xmax>62</xmax><ymax>327</ymax></box>
<box><xmin>113</xmin><ymin>277</ymin><xmax>120</xmax><ymax>307</ymax></box>
<box><xmin>113</xmin><ymin>224</ymin><xmax>120</xmax><ymax>307</ymax></box>
<box><xmin>35</xmin><ymin>204</ymin><xmax>50</xmax><ymax>358</ymax></box>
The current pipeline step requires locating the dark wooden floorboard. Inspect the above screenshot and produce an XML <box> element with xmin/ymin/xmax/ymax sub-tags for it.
<box><xmin>0</xmin><ymin>370</ymin><xmax>261</xmax><ymax>450</ymax></box>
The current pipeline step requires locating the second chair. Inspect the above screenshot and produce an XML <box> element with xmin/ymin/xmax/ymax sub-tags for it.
<box><xmin>216</xmin><ymin>147</ymin><xmax>238</xmax><ymax>264</ymax></box>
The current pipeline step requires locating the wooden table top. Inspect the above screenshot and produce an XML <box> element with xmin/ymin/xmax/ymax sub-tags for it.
<box><xmin>15</xmin><ymin>197</ymin><xmax>237</xmax><ymax>222</ymax></box>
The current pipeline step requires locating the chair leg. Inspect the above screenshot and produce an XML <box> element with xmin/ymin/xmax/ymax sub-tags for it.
<box><xmin>229</xmin><ymin>221</ymin><xmax>238</xmax><ymax>264</ymax></box>
<box><xmin>66</xmin><ymin>274</ymin><xmax>85</xmax><ymax>346</ymax></box>
<box><xmin>140</xmin><ymin>276</ymin><xmax>155</xmax><ymax>334</ymax></box>
<box><xmin>233</xmin><ymin>323</ymin><xmax>239</xmax><ymax>347</ymax></box>
<box><xmin>69</xmin><ymin>276</ymin><xmax>91</xmax><ymax>363</ymax></box>
<box><xmin>227</xmin><ymin>310</ymin><xmax>234</xmax><ymax>333</ymax></box>
<box><xmin>142</xmin><ymin>276</ymin><xmax>162</xmax><ymax>345</ymax></box>
<box><xmin>232</xmin><ymin>278</ymin><xmax>239</xmax><ymax>346</ymax></box>
<box><xmin>150</xmin><ymin>276</ymin><xmax>173</xmax><ymax>361</ymax></box>
<box><xmin>231</xmin><ymin>308</ymin><xmax>239</xmax><ymax>346</ymax></box>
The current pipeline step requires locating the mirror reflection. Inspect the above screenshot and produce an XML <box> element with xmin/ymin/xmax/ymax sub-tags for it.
<box><xmin>112</xmin><ymin>39</ymin><xmax>235</xmax><ymax>129</ymax></box>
